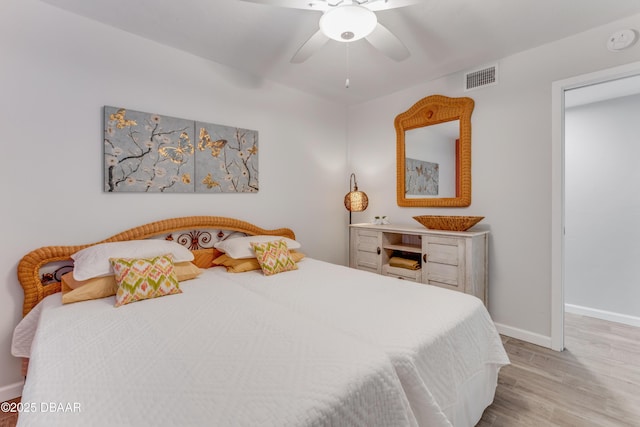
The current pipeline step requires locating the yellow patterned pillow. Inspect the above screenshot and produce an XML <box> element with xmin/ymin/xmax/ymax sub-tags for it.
<box><xmin>109</xmin><ymin>254</ymin><xmax>182</xmax><ymax>307</ymax></box>
<box><xmin>250</xmin><ymin>239</ymin><xmax>298</xmax><ymax>276</ymax></box>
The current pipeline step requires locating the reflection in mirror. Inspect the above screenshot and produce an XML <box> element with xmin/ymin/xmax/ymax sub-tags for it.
<box><xmin>395</xmin><ymin>95</ymin><xmax>474</xmax><ymax>207</ymax></box>
<box><xmin>405</xmin><ymin>120</ymin><xmax>459</xmax><ymax>198</ymax></box>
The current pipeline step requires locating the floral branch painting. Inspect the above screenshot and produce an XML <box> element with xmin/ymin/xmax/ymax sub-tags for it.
<box><xmin>104</xmin><ymin>106</ymin><xmax>259</xmax><ymax>193</ymax></box>
<box><xmin>195</xmin><ymin>122</ymin><xmax>259</xmax><ymax>193</ymax></box>
<box><xmin>405</xmin><ymin>157</ymin><xmax>438</xmax><ymax>196</ymax></box>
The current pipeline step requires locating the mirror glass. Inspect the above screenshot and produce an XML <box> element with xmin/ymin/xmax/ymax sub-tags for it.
<box><xmin>404</xmin><ymin>119</ymin><xmax>459</xmax><ymax>198</ymax></box>
<box><xmin>395</xmin><ymin>95</ymin><xmax>474</xmax><ymax>207</ymax></box>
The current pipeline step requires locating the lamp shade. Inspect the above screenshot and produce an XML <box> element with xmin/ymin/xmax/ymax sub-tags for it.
<box><xmin>344</xmin><ymin>190</ymin><xmax>369</xmax><ymax>212</ymax></box>
<box><xmin>344</xmin><ymin>173</ymin><xmax>368</xmax><ymax>212</ymax></box>
<box><xmin>319</xmin><ymin>5</ymin><xmax>377</xmax><ymax>42</ymax></box>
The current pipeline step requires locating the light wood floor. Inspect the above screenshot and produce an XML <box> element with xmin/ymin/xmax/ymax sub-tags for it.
<box><xmin>2</xmin><ymin>313</ymin><xmax>638</xmax><ymax>427</ymax></box>
<box><xmin>479</xmin><ymin>313</ymin><xmax>640</xmax><ymax>426</ymax></box>
<box><xmin>0</xmin><ymin>398</ymin><xmax>18</xmax><ymax>427</ymax></box>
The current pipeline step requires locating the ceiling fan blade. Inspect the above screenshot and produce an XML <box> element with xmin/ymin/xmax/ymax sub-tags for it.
<box><xmin>363</xmin><ymin>0</ymin><xmax>424</xmax><ymax>11</ymax></box>
<box><xmin>238</xmin><ymin>0</ymin><xmax>329</xmax><ymax>11</ymax></box>
<box><xmin>366</xmin><ymin>23</ymin><xmax>410</xmax><ymax>61</ymax></box>
<box><xmin>239</xmin><ymin>0</ymin><xmax>422</xmax><ymax>11</ymax></box>
<box><xmin>291</xmin><ymin>30</ymin><xmax>330</xmax><ymax>63</ymax></box>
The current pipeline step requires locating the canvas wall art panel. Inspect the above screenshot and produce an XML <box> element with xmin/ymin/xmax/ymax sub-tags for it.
<box><xmin>104</xmin><ymin>107</ymin><xmax>259</xmax><ymax>193</ymax></box>
<box><xmin>195</xmin><ymin>122</ymin><xmax>258</xmax><ymax>193</ymax></box>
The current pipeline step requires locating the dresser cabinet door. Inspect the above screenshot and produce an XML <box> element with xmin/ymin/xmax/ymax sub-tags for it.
<box><xmin>350</xmin><ymin>228</ymin><xmax>381</xmax><ymax>273</ymax></box>
<box><xmin>422</xmin><ymin>236</ymin><xmax>465</xmax><ymax>291</ymax></box>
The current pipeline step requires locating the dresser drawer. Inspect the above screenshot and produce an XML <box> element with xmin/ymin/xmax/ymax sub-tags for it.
<box><xmin>382</xmin><ymin>264</ymin><xmax>421</xmax><ymax>282</ymax></box>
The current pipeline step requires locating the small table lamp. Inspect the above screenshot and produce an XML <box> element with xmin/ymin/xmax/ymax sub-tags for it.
<box><xmin>344</xmin><ymin>173</ymin><xmax>369</xmax><ymax>224</ymax></box>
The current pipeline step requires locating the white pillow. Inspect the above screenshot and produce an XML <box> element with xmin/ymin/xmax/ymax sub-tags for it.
<box><xmin>71</xmin><ymin>240</ymin><xmax>194</xmax><ymax>281</ymax></box>
<box><xmin>214</xmin><ymin>235</ymin><xmax>301</xmax><ymax>259</ymax></box>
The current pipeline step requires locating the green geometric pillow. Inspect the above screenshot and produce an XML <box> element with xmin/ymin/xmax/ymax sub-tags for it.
<box><xmin>250</xmin><ymin>239</ymin><xmax>298</xmax><ymax>276</ymax></box>
<box><xmin>109</xmin><ymin>254</ymin><xmax>182</xmax><ymax>307</ymax></box>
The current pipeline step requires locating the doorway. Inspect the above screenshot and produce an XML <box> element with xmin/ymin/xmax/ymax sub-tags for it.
<box><xmin>551</xmin><ymin>61</ymin><xmax>640</xmax><ymax>351</ymax></box>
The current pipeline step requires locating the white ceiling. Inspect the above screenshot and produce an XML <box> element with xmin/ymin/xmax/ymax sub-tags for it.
<box><xmin>40</xmin><ymin>0</ymin><xmax>640</xmax><ymax>105</ymax></box>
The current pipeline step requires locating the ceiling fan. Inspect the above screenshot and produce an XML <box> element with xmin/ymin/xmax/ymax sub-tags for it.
<box><xmin>239</xmin><ymin>0</ymin><xmax>421</xmax><ymax>63</ymax></box>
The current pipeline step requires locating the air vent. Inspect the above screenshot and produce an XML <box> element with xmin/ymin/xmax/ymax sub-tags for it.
<box><xmin>464</xmin><ymin>65</ymin><xmax>498</xmax><ymax>91</ymax></box>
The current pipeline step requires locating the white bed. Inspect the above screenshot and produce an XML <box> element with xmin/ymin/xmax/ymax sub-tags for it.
<box><xmin>212</xmin><ymin>259</ymin><xmax>509</xmax><ymax>427</ymax></box>
<box><xmin>12</xmin><ymin>216</ymin><xmax>508</xmax><ymax>427</ymax></box>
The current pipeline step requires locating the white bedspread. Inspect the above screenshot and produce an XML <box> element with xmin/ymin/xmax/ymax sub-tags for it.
<box><xmin>212</xmin><ymin>259</ymin><xmax>510</xmax><ymax>427</ymax></box>
<box><xmin>13</xmin><ymin>275</ymin><xmax>417</xmax><ymax>427</ymax></box>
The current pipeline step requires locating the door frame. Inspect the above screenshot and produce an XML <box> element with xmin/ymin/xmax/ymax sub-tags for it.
<box><xmin>551</xmin><ymin>60</ymin><xmax>640</xmax><ymax>351</ymax></box>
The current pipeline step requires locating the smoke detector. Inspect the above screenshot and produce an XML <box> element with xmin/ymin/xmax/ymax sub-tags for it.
<box><xmin>607</xmin><ymin>29</ymin><xmax>637</xmax><ymax>52</ymax></box>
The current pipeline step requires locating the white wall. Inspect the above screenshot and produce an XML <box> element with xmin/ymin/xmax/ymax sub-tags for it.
<box><xmin>565</xmin><ymin>94</ymin><xmax>640</xmax><ymax>322</ymax></box>
<box><xmin>347</xmin><ymin>14</ymin><xmax>640</xmax><ymax>346</ymax></box>
<box><xmin>0</xmin><ymin>0</ymin><xmax>348</xmax><ymax>400</ymax></box>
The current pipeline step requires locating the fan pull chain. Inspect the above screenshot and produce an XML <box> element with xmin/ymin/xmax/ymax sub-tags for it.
<box><xmin>345</xmin><ymin>43</ymin><xmax>350</xmax><ymax>89</ymax></box>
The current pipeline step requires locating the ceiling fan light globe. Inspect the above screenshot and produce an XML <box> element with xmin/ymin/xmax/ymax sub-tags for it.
<box><xmin>319</xmin><ymin>5</ymin><xmax>377</xmax><ymax>42</ymax></box>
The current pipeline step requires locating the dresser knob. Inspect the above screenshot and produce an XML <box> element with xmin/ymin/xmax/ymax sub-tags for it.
<box><xmin>423</xmin><ymin>254</ymin><xmax>427</xmax><ymax>263</ymax></box>
<box><xmin>377</xmin><ymin>247</ymin><xmax>381</xmax><ymax>255</ymax></box>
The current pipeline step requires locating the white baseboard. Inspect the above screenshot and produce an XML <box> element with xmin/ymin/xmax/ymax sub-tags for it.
<box><xmin>0</xmin><ymin>381</ymin><xmax>23</xmax><ymax>402</ymax></box>
<box><xmin>565</xmin><ymin>304</ymin><xmax>640</xmax><ymax>327</ymax></box>
<box><xmin>494</xmin><ymin>322</ymin><xmax>553</xmax><ymax>350</ymax></box>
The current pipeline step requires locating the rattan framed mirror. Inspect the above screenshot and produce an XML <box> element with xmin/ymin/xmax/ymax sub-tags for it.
<box><xmin>395</xmin><ymin>95</ymin><xmax>474</xmax><ymax>207</ymax></box>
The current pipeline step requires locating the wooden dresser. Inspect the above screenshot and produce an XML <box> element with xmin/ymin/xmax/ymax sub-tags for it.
<box><xmin>349</xmin><ymin>223</ymin><xmax>489</xmax><ymax>305</ymax></box>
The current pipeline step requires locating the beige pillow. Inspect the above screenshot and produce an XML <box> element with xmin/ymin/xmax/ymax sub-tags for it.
<box><xmin>174</xmin><ymin>262</ymin><xmax>204</xmax><ymax>281</ymax></box>
<box><xmin>61</xmin><ymin>275</ymin><xmax>118</xmax><ymax>305</ymax></box>
<box><xmin>61</xmin><ymin>262</ymin><xmax>202</xmax><ymax>304</ymax></box>
<box><xmin>212</xmin><ymin>251</ymin><xmax>305</xmax><ymax>273</ymax></box>
<box><xmin>191</xmin><ymin>248</ymin><xmax>224</xmax><ymax>269</ymax></box>
<box><xmin>214</xmin><ymin>235</ymin><xmax>301</xmax><ymax>259</ymax></box>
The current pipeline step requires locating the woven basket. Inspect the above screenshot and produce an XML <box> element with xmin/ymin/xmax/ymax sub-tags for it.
<box><xmin>413</xmin><ymin>215</ymin><xmax>484</xmax><ymax>231</ymax></box>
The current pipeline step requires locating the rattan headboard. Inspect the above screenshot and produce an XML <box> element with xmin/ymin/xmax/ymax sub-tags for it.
<box><xmin>17</xmin><ymin>216</ymin><xmax>295</xmax><ymax>316</ymax></box>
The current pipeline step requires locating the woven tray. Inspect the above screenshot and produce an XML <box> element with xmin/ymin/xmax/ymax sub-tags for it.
<box><xmin>413</xmin><ymin>215</ymin><xmax>483</xmax><ymax>231</ymax></box>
